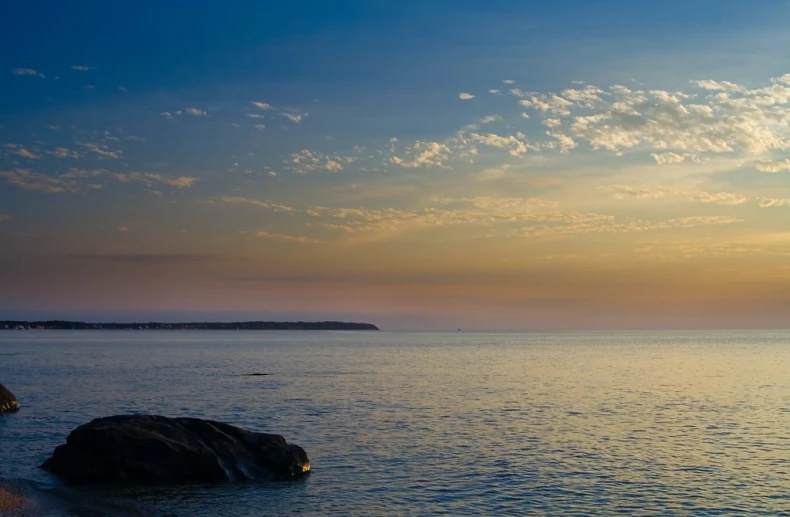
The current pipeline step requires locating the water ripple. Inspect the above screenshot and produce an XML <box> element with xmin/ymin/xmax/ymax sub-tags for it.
<box><xmin>1</xmin><ymin>330</ymin><xmax>790</xmax><ymax>515</ymax></box>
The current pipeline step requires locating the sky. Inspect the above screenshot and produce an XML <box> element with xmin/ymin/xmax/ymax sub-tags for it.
<box><xmin>2</xmin><ymin>0</ymin><xmax>790</xmax><ymax>330</ymax></box>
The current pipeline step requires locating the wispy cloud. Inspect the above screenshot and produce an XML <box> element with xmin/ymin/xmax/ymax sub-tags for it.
<box><xmin>757</xmin><ymin>197</ymin><xmax>790</xmax><ymax>207</ymax></box>
<box><xmin>755</xmin><ymin>159</ymin><xmax>790</xmax><ymax>173</ymax></box>
<box><xmin>217</xmin><ymin>196</ymin><xmax>298</xmax><ymax>213</ymax></box>
<box><xmin>0</xmin><ymin>169</ymin><xmax>103</xmax><ymax>193</ymax></box>
<box><xmin>605</xmin><ymin>185</ymin><xmax>748</xmax><ymax>206</ymax></box>
<box><xmin>11</xmin><ymin>68</ymin><xmax>44</xmax><ymax>78</ymax></box>
<box><xmin>78</xmin><ymin>142</ymin><xmax>122</xmax><ymax>159</ymax></box>
<box><xmin>49</xmin><ymin>147</ymin><xmax>81</xmax><ymax>159</ymax></box>
<box><xmin>4</xmin><ymin>144</ymin><xmax>39</xmax><ymax>160</ymax></box>
<box><xmin>68</xmin><ymin>254</ymin><xmax>228</xmax><ymax>265</ymax></box>
<box><xmin>255</xmin><ymin>231</ymin><xmax>320</xmax><ymax>244</ymax></box>
<box><xmin>458</xmin><ymin>92</ymin><xmax>475</xmax><ymax>100</ymax></box>
<box><xmin>115</xmin><ymin>173</ymin><xmax>198</xmax><ymax>189</ymax></box>
<box><xmin>650</xmin><ymin>152</ymin><xmax>702</xmax><ymax>165</ymax></box>
<box><xmin>70</xmin><ymin>65</ymin><xmax>95</xmax><ymax>71</ymax></box>
<box><xmin>251</xmin><ymin>101</ymin><xmax>272</xmax><ymax>110</ymax></box>
<box><xmin>184</xmin><ymin>107</ymin><xmax>207</xmax><ymax>116</ymax></box>
<box><xmin>519</xmin><ymin>215</ymin><xmax>743</xmax><ymax>237</ymax></box>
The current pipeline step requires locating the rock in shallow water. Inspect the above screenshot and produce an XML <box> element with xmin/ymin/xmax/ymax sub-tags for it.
<box><xmin>0</xmin><ymin>383</ymin><xmax>20</xmax><ymax>413</ymax></box>
<box><xmin>41</xmin><ymin>415</ymin><xmax>310</xmax><ymax>484</ymax></box>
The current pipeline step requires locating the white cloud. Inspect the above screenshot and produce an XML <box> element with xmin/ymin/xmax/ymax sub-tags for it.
<box><xmin>251</xmin><ymin>101</ymin><xmax>272</xmax><ymax>110</ymax></box>
<box><xmin>489</xmin><ymin>89</ymin><xmax>501</xmax><ymax>95</ymax></box>
<box><xmin>569</xmin><ymin>81</ymin><xmax>789</xmax><ymax>155</ymax></box>
<box><xmin>11</xmin><ymin>68</ymin><xmax>44</xmax><ymax>78</ymax></box>
<box><xmin>560</xmin><ymin>86</ymin><xmax>605</xmax><ymax>107</ymax></box>
<box><xmin>390</xmin><ymin>141</ymin><xmax>451</xmax><ymax>168</ymax></box>
<box><xmin>755</xmin><ymin>159</ymin><xmax>790</xmax><ymax>173</ymax></box>
<box><xmin>512</xmin><ymin>89</ymin><xmax>575</xmax><ymax>116</ymax></box>
<box><xmin>544</xmin><ymin>132</ymin><xmax>577</xmax><ymax>153</ymax></box>
<box><xmin>4</xmin><ymin>144</ymin><xmax>39</xmax><ymax>160</ymax></box>
<box><xmin>115</xmin><ymin>173</ymin><xmax>197</xmax><ymax>188</ymax></box>
<box><xmin>281</xmin><ymin>112</ymin><xmax>306</xmax><ymax>123</ymax></box>
<box><xmin>469</xmin><ymin>132</ymin><xmax>533</xmax><ymax>157</ymax></box>
<box><xmin>184</xmin><ymin>108</ymin><xmax>207</xmax><ymax>116</ymax></box>
<box><xmin>71</xmin><ymin>65</ymin><xmax>95</xmax><ymax>71</ymax></box>
<box><xmin>254</xmin><ymin>124</ymin><xmax>266</xmax><ymax>132</ymax></box>
<box><xmin>290</xmin><ymin>150</ymin><xmax>346</xmax><ymax>173</ymax></box>
<box><xmin>502</xmin><ymin>79</ymin><xmax>515</xmax><ymax>84</ymax></box>
<box><xmin>757</xmin><ymin>197</ymin><xmax>790</xmax><ymax>207</ymax></box>
<box><xmin>471</xmin><ymin>73</ymin><xmax>790</xmax><ymax>164</ymax></box>
<box><xmin>246</xmin><ymin>113</ymin><xmax>262</xmax><ymax>118</ymax></box>
<box><xmin>458</xmin><ymin>92</ymin><xmax>475</xmax><ymax>100</ymax></box>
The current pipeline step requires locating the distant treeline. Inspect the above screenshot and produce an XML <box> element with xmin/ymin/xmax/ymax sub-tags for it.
<box><xmin>1</xmin><ymin>320</ymin><xmax>380</xmax><ymax>331</ymax></box>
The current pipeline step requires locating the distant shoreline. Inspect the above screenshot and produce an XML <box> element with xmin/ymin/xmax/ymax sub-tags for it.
<box><xmin>0</xmin><ymin>320</ymin><xmax>380</xmax><ymax>331</ymax></box>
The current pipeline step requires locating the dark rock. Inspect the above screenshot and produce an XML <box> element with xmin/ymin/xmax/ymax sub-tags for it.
<box><xmin>0</xmin><ymin>383</ymin><xmax>20</xmax><ymax>413</ymax></box>
<box><xmin>41</xmin><ymin>415</ymin><xmax>310</xmax><ymax>484</ymax></box>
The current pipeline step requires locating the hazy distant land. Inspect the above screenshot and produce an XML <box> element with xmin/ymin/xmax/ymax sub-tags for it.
<box><xmin>0</xmin><ymin>320</ymin><xmax>380</xmax><ymax>331</ymax></box>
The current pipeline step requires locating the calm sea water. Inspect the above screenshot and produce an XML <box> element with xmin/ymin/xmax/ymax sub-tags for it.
<box><xmin>1</xmin><ymin>330</ymin><xmax>789</xmax><ymax>516</ymax></box>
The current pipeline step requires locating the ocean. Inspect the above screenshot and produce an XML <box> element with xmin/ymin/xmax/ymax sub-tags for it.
<box><xmin>1</xmin><ymin>330</ymin><xmax>789</xmax><ymax>515</ymax></box>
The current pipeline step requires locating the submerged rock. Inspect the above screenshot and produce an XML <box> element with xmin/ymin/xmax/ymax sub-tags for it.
<box><xmin>0</xmin><ymin>488</ymin><xmax>25</xmax><ymax>514</ymax></box>
<box><xmin>0</xmin><ymin>383</ymin><xmax>20</xmax><ymax>413</ymax></box>
<box><xmin>41</xmin><ymin>415</ymin><xmax>310</xmax><ymax>484</ymax></box>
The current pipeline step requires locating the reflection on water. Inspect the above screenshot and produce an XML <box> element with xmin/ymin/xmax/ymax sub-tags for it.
<box><xmin>1</xmin><ymin>330</ymin><xmax>789</xmax><ymax>515</ymax></box>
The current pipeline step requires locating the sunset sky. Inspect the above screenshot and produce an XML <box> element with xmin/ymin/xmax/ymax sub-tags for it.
<box><xmin>2</xmin><ymin>0</ymin><xmax>790</xmax><ymax>329</ymax></box>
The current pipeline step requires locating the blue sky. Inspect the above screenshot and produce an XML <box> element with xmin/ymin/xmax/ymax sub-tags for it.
<box><xmin>2</xmin><ymin>1</ymin><xmax>790</xmax><ymax>328</ymax></box>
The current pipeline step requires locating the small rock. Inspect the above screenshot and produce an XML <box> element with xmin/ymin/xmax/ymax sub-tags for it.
<box><xmin>0</xmin><ymin>383</ymin><xmax>20</xmax><ymax>413</ymax></box>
